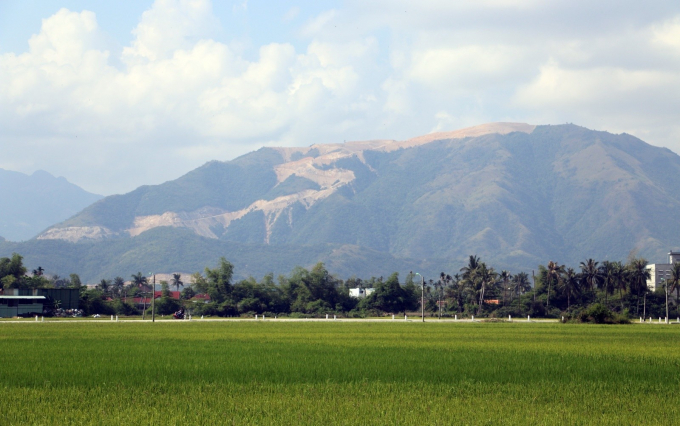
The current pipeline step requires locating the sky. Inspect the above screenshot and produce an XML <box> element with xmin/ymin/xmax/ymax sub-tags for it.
<box><xmin>1</xmin><ymin>0</ymin><xmax>679</xmax><ymax>195</ymax></box>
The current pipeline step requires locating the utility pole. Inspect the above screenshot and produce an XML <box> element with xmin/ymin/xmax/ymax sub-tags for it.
<box><xmin>663</xmin><ymin>278</ymin><xmax>668</xmax><ymax>324</ymax></box>
<box><xmin>439</xmin><ymin>283</ymin><xmax>442</xmax><ymax>320</ymax></box>
<box><xmin>152</xmin><ymin>274</ymin><xmax>156</xmax><ymax>323</ymax></box>
<box><xmin>415</xmin><ymin>273</ymin><xmax>425</xmax><ymax>322</ymax></box>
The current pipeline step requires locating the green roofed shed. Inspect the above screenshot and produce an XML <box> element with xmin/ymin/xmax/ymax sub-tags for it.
<box><xmin>0</xmin><ymin>295</ymin><xmax>46</xmax><ymax>318</ymax></box>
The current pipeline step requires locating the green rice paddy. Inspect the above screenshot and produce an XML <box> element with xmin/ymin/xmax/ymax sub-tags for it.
<box><xmin>1</xmin><ymin>321</ymin><xmax>678</xmax><ymax>425</ymax></box>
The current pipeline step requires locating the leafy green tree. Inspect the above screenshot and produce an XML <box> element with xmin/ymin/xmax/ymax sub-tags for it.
<box><xmin>402</xmin><ymin>272</ymin><xmax>421</xmax><ymax>314</ymax></box>
<box><xmin>97</xmin><ymin>279</ymin><xmax>111</xmax><ymax>294</ymax></box>
<box><xmin>0</xmin><ymin>253</ymin><xmax>27</xmax><ymax>290</ymax></box>
<box><xmin>669</xmin><ymin>262</ymin><xmax>680</xmax><ymax>303</ymax></box>
<box><xmin>365</xmin><ymin>272</ymin><xmax>409</xmax><ymax>315</ymax></box>
<box><xmin>180</xmin><ymin>286</ymin><xmax>196</xmax><ymax>300</ymax></box>
<box><xmin>160</xmin><ymin>281</ymin><xmax>171</xmax><ymax>298</ymax></box>
<box><xmin>69</xmin><ymin>274</ymin><xmax>83</xmax><ymax>290</ymax></box>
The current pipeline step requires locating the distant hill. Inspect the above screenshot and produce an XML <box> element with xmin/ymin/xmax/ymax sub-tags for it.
<box><xmin>3</xmin><ymin>123</ymin><xmax>680</xmax><ymax>281</ymax></box>
<box><xmin>0</xmin><ymin>169</ymin><xmax>102</xmax><ymax>241</ymax></box>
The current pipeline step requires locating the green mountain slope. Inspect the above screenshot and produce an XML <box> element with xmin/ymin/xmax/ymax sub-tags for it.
<box><xmin>4</xmin><ymin>123</ymin><xmax>680</xmax><ymax>281</ymax></box>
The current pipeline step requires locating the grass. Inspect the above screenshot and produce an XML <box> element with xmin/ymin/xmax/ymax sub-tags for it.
<box><xmin>1</xmin><ymin>322</ymin><xmax>679</xmax><ymax>425</ymax></box>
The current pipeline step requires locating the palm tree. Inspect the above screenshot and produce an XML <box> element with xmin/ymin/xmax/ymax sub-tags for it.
<box><xmin>558</xmin><ymin>268</ymin><xmax>580</xmax><ymax>310</ymax></box>
<box><xmin>32</xmin><ymin>266</ymin><xmax>44</xmax><ymax>276</ymax></box>
<box><xmin>545</xmin><ymin>261</ymin><xmax>563</xmax><ymax>309</ymax></box>
<box><xmin>113</xmin><ymin>277</ymin><xmax>125</xmax><ymax>299</ymax></box>
<box><xmin>512</xmin><ymin>272</ymin><xmax>530</xmax><ymax>314</ymax></box>
<box><xmin>579</xmin><ymin>259</ymin><xmax>601</xmax><ymax>293</ymax></box>
<box><xmin>499</xmin><ymin>270</ymin><xmax>512</xmax><ymax>306</ymax></box>
<box><xmin>460</xmin><ymin>255</ymin><xmax>481</xmax><ymax>313</ymax></box>
<box><xmin>474</xmin><ymin>263</ymin><xmax>497</xmax><ymax>315</ymax></box>
<box><xmin>599</xmin><ymin>261</ymin><xmax>617</xmax><ymax>305</ymax></box>
<box><xmin>610</xmin><ymin>261</ymin><xmax>627</xmax><ymax>310</ymax></box>
<box><xmin>131</xmin><ymin>272</ymin><xmax>148</xmax><ymax>289</ymax></box>
<box><xmin>171</xmin><ymin>273</ymin><xmax>184</xmax><ymax>293</ymax></box>
<box><xmin>627</xmin><ymin>258</ymin><xmax>651</xmax><ymax>316</ymax></box>
<box><xmin>436</xmin><ymin>272</ymin><xmax>452</xmax><ymax>318</ymax></box>
<box><xmin>460</xmin><ymin>256</ymin><xmax>480</xmax><ymax>279</ymax></box>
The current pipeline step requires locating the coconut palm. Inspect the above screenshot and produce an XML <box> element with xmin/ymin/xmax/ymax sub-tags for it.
<box><xmin>545</xmin><ymin>261</ymin><xmax>563</xmax><ymax>309</ymax></box>
<box><xmin>113</xmin><ymin>277</ymin><xmax>125</xmax><ymax>298</ymax></box>
<box><xmin>512</xmin><ymin>272</ymin><xmax>530</xmax><ymax>314</ymax></box>
<box><xmin>474</xmin><ymin>263</ymin><xmax>497</xmax><ymax>315</ymax></box>
<box><xmin>460</xmin><ymin>255</ymin><xmax>480</xmax><ymax>279</ymax></box>
<box><xmin>499</xmin><ymin>270</ymin><xmax>512</xmax><ymax>306</ymax></box>
<box><xmin>599</xmin><ymin>261</ymin><xmax>618</xmax><ymax>304</ymax></box>
<box><xmin>579</xmin><ymin>259</ymin><xmax>601</xmax><ymax>293</ymax></box>
<box><xmin>607</xmin><ymin>261</ymin><xmax>627</xmax><ymax>310</ymax></box>
<box><xmin>627</xmin><ymin>258</ymin><xmax>651</xmax><ymax>316</ymax></box>
<box><xmin>558</xmin><ymin>268</ymin><xmax>580</xmax><ymax>310</ymax></box>
<box><xmin>131</xmin><ymin>272</ymin><xmax>148</xmax><ymax>289</ymax></box>
<box><xmin>171</xmin><ymin>273</ymin><xmax>184</xmax><ymax>292</ymax></box>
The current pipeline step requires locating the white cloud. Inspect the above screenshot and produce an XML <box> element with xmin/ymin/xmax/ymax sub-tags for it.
<box><xmin>123</xmin><ymin>0</ymin><xmax>220</xmax><ymax>62</ymax></box>
<box><xmin>1</xmin><ymin>0</ymin><xmax>680</xmax><ymax>194</ymax></box>
<box><xmin>299</xmin><ymin>10</ymin><xmax>338</xmax><ymax>37</ymax></box>
<box><xmin>652</xmin><ymin>15</ymin><xmax>680</xmax><ymax>52</ymax></box>
<box><xmin>282</xmin><ymin>7</ymin><xmax>300</xmax><ymax>22</ymax></box>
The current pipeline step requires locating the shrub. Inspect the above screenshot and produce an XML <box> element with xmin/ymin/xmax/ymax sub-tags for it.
<box><xmin>578</xmin><ymin>304</ymin><xmax>629</xmax><ymax>324</ymax></box>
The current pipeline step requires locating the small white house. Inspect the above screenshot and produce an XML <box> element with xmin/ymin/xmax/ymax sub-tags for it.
<box><xmin>349</xmin><ymin>288</ymin><xmax>375</xmax><ymax>298</ymax></box>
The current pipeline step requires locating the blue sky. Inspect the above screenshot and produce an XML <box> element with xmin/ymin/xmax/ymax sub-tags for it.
<box><xmin>1</xmin><ymin>0</ymin><xmax>679</xmax><ymax>194</ymax></box>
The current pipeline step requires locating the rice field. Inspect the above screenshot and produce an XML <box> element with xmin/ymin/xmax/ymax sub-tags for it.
<box><xmin>1</xmin><ymin>321</ymin><xmax>678</xmax><ymax>425</ymax></box>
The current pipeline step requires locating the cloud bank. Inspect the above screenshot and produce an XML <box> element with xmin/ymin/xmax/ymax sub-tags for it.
<box><xmin>1</xmin><ymin>0</ymin><xmax>679</xmax><ymax>194</ymax></box>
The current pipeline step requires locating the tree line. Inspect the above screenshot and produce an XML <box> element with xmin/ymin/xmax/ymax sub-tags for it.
<box><xmin>2</xmin><ymin>252</ymin><xmax>679</xmax><ymax>322</ymax></box>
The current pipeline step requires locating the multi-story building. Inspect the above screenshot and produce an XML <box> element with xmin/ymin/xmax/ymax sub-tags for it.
<box><xmin>646</xmin><ymin>251</ymin><xmax>680</xmax><ymax>291</ymax></box>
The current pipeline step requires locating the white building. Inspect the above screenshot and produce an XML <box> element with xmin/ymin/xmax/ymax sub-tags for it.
<box><xmin>349</xmin><ymin>288</ymin><xmax>375</xmax><ymax>298</ymax></box>
<box><xmin>646</xmin><ymin>251</ymin><xmax>680</xmax><ymax>291</ymax></box>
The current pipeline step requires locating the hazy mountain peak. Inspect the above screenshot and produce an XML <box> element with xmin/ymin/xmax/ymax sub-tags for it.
<box><xmin>0</xmin><ymin>168</ymin><xmax>103</xmax><ymax>241</ymax></box>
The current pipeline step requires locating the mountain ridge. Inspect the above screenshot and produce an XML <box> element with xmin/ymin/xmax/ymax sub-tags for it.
<box><xmin>3</xmin><ymin>123</ymin><xmax>680</xmax><ymax>281</ymax></box>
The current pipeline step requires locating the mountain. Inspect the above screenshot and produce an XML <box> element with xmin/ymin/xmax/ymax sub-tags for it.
<box><xmin>0</xmin><ymin>169</ymin><xmax>103</xmax><ymax>241</ymax></box>
<box><xmin>2</xmin><ymin>123</ymin><xmax>680</xmax><ymax>282</ymax></box>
